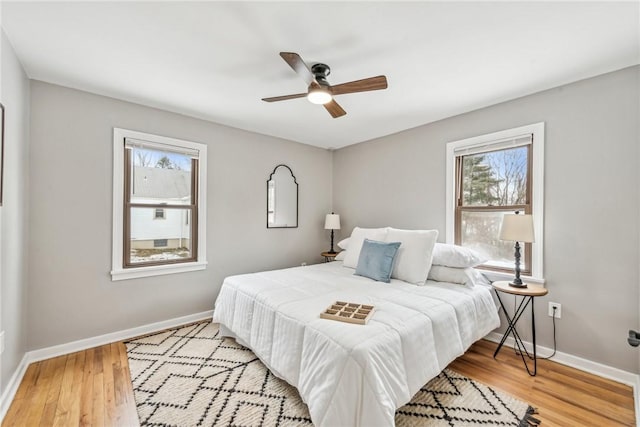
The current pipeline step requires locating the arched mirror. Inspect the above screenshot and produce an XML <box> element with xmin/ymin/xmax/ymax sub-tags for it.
<box><xmin>267</xmin><ymin>164</ymin><xmax>298</xmax><ymax>228</ymax></box>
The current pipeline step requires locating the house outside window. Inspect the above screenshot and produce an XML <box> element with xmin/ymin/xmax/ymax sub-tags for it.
<box><xmin>446</xmin><ymin>123</ymin><xmax>544</xmax><ymax>282</ymax></box>
<box><xmin>111</xmin><ymin>128</ymin><xmax>208</xmax><ymax>281</ymax></box>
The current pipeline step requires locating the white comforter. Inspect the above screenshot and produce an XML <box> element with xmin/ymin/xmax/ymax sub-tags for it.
<box><xmin>212</xmin><ymin>262</ymin><xmax>499</xmax><ymax>427</ymax></box>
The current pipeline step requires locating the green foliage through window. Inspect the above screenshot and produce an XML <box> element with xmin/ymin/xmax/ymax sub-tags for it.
<box><xmin>461</xmin><ymin>146</ymin><xmax>528</xmax><ymax>207</ymax></box>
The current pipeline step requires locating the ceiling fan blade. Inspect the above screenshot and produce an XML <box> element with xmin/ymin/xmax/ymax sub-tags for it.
<box><xmin>330</xmin><ymin>75</ymin><xmax>388</xmax><ymax>96</ymax></box>
<box><xmin>262</xmin><ymin>93</ymin><xmax>308</xmax><ymax>103</ymax></box>
<box><xmin>323</xmin><ymin>99</ymin><xmax>347</xmax><ymax>118</ymax></box>
<box><xmin>280</xmin><ymin>52</ymin><xmax>317</xmax><ymax>86</ymax></box>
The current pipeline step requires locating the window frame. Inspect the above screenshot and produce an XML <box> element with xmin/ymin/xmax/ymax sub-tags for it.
<box><xmin>446</xmin><ymin>123</ymin><xmax>545</xmax><ymax>283</ymax></box>
<box><xmin>455</xmin><ymin>144</ymin><xmax>532</xmax><ymax>275</ymax></box>
<box><xmin>111</xmin><ymin>128</ymin><xmax>208</xmax><ymax>281</ymax></box>
<box><xmin>123</xmin><ymin>148</ymin><xmax>198</xmax><ymax>268</ymax></box>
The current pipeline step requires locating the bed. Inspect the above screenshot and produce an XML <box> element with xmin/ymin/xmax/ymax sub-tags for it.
<box><xmin>212</xmin><ymin>259</ymin><xmax>500</xmax><ymax>427</ymax></box>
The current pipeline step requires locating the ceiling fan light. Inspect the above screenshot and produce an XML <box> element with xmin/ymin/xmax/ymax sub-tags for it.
<box><xmin>307</xmin><ymin>88</ymin><xmax>332</xmax><ymax>105</ymax></box>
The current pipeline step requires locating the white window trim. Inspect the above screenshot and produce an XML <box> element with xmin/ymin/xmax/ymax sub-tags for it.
<box><xmin>111</xmin><ymin>128</ymin><xmax>208</xmax><ymax>281</ymax></box>
<box><xmin>446</xmin><ymin>122</ymin><xmax>545</xmax><ymax>284</ymax></box>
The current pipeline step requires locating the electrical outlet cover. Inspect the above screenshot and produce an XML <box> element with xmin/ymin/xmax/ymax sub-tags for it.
<box><xmin>548</xmin><ymin>302</ymin><xmax>562</xmax><ymax>318</ymax></box>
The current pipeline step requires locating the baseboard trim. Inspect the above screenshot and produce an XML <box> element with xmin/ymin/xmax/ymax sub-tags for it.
<box><xmin>0</xmin><ymin>310</ymin><xmax>213</xmax><ymax>423</ymax></box>
<box><xmin>27</xmin><ymin>310</ymin><xmax>213</xmax><ymax>364</ymax></box>
<box><xmin>0</xmin><ymin>353</ymin><xmax>30</xmax><ymax>422</ymax></box>
<box><xmin>485</xmin><ymin>331</ymin><xmax>640</xmax><ymax>388</ymax></box>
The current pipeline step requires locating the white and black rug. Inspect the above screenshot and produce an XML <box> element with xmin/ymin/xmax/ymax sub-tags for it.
<box><xmin>125</xmin><ymin>322</ymin><xmax>538</xmax><ymax>426</ymax></box>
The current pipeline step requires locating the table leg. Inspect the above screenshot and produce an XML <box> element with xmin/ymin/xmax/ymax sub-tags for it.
<box><xmin>531</xmin><ymin>298</ymin><xmax>537</xmax><ymax>375</ymax></box>
<box><xmin>493</xmin><ymin>292</ymin><xmax>530</xmax><ymax>356</ymax></box>
<box><xmin>493</xmin><ymin>291</ymin><xmax>511</xmax><ymax>356</ymax></box>
<box><xmin>493</xmin><ymin>290</ymin><xmax>539</xmax><ymax>376</ymax></box>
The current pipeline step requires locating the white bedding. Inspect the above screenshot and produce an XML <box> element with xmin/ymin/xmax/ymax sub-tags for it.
<box><xmin>212</xmin><ymin>261</ymin><xmax>500</xmax><ymax>427</ymax></box>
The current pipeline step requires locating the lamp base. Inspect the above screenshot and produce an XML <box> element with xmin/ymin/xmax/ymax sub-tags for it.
<box><xmin>509</xmin><ymin>241</ymin><xmax>527</xmax><ymax>288</ymax></box>
<box><xmin>326</xmin><ymin>250</ymin><xmax>337</xmax><ymax>255</ymax></box>
<box><xmin>508</xmin><ymin>282</ymin><xmax>528</xmax><ymax>288</ymax></box>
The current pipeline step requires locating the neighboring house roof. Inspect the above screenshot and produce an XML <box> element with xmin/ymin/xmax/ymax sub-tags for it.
<box><xmin>132</xmin><ymin>166</ymin><xmax>190</xmax><ymax>200</ymax></box>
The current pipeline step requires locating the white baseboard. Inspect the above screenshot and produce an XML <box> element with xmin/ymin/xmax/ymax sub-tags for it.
<box><xmin>486</xmin><ymin>331</ymin><xmax>640</xmax><ymax>426</ymax></box>
<box><xmin>0</xmin><ymin>310</ymin><xmax>213</xmax><ymax>423</ymax></box>
<box><xmin>0</xmin><ymin>353</ymin><xmax>30</xmax><ymax>422</ymax></box>
<box><xmin>27</xmin><ymin>310</ymin><xmax>213</xmax><ymax>363</ymax></box>
<box><xmin>485</xmin><ymin>332</ymin><xmax>640</xmax><ymax>388</ymax></box>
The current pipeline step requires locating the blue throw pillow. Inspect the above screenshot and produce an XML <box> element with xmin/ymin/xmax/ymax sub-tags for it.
<box><xmin>355</xmin><ymin>239</ymin><xmax>401</xmax><ymax>283</ymax></box>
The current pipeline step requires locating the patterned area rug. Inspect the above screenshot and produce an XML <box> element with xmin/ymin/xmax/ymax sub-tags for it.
<box><xmin>125</xmin><ymin>322</ymin><xmax>537</xmax><ymax>426</ymax></box>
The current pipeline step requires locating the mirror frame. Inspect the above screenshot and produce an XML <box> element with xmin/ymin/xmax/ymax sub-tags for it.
<box><xmin>267</xmin><ymin>164</ymin><xmax>299</xmax><ymax>228</ymax></box>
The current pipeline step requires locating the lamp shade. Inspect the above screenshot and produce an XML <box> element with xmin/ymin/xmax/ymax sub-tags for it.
<box><xmin>324</xmin><ymin>214</ymin><xmax>341</xmax><ymax>230</ymax></box>
<box><xmin>499</xmin><ymin>214</ymin><xmax>535</xmax><ymax>243</ymax></box>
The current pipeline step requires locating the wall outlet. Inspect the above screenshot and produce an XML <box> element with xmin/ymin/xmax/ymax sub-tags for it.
<box><xmin>548</xmin><ymin>302</ymin><xmax>562</xmax><ymax>318</ymax></box>
<box><xmin>0</xmin><ymin>331</ymin><xmax>4</xmax><ymax>355</ymax></box>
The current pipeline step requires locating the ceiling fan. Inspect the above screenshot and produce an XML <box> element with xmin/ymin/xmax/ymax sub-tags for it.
<box><xmin>262</xmin><ymin>52</ymin><xmax>388</xmax><ymax>118</ymax></box>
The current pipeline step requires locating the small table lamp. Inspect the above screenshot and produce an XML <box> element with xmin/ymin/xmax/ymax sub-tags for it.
<box><xmin>324</xmin><ymin>213</ymin><xmax>341</xmax><ymax>254</ymax></box>
<box><xmin>499</xmin><ymin>213</ymin><xmax>535</xmax><ymax>288</ymax></box>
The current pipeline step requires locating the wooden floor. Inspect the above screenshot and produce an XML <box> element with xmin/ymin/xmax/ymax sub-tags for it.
<box><xmin>3</xmin><ymin>337</ymin><xmax>635</xmax><ymax>426</ymax></box>
<box><xmin>3</xmin><ymin>343</ymin><xmax>138</xmax><ymax>427</ymax></box>
<box><xmin>449</xmin><ymin>340</ymin><xmax>635</xmax><ymax>426</ymax></box>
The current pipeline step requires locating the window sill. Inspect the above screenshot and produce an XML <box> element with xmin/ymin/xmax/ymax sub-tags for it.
<box><xmin>479</xmin><ymin>269</ymin><xmax>546</xmax><ymax>285</ymax></box>
<box><xmin>111</xmin><ymin>261</ymin><xmax>208</xmax><ymax>281</ymax></box>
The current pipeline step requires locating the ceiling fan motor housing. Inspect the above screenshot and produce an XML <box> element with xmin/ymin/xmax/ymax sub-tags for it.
<box><xmin>311</xmin><ymin>63</ymin><xmax>331</xmax><ymax>86</ymax></box>
<box><xmin>311</xmin><ymin>63</ymin><xmax>331</xmax><ymax>77</ymax></box>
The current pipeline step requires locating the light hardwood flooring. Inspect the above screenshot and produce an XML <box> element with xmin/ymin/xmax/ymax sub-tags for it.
<box><xmin>3</xmin><ymin>343</ymin><xmax>138</xmax><ymax>427</ymax></box>
<box><xmin>3</xmin><ymin>337</ymin><xmax>635</xmax><ymax>426</ymax></box>
<box><xmin>449</xmin><ymin>340</ymin><xmax>635</xmax><ymax>426</ymax></box>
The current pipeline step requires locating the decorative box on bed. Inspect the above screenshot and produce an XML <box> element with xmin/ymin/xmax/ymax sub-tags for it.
<box><xmin>212</xmin><ymin>260</ymin><xmax>499</xmax><ymax>426</ymax></box>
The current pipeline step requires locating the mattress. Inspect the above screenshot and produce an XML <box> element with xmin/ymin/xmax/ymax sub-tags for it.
<box><xmin>212</xmin><ymin>261</ymin><xmax>500</xmax><ymax>427</ymax></box>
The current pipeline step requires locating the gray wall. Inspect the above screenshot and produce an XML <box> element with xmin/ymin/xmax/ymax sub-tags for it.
<box><xmin>0</xmin><ymin>32</ymin><xmax>30</xmax><ymax>392</ymax></box>
<box><xmin>333</xmin><ymin>66</ymin><xmax>640</xmax><ymax>373</ymax></box>
<box><xmin>27</xmin><ymin>81</ymin><xmax>332</xmax><ymax>350</ymax></box>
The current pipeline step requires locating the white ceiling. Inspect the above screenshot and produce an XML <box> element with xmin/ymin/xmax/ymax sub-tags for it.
<box><xmin>2</xmin><ymin>2</ymin><xmax>639</xmax><ymax>149</ymax></box>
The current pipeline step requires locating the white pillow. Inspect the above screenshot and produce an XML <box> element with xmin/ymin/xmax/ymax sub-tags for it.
<box><xmin>427</xmin><ymin>265</ymin><xmax>490</xmax><ymax>288</ymax></box>
<box><xmin>432</xmin><ymin>243</ymin><xmax>488</xmax><ymax>268</ymax></box>
<box><xmin>386</xmin><ymin>228</ymin><xmax>438</xmax><ymax>285</ymax></box>
<box><xmin>342</xmin><ymin>227</ymin><xmax>388</xmax><ymax>269</ymax></box>
<box><xmin>337</xmin><ymin>237</ymin><xmax>350</xmax><ymax>250</ymax></box>
<box><xmin>335</xmin><ymin>251</ymin><xmax>346</xmax><ymax>261</ymax></box>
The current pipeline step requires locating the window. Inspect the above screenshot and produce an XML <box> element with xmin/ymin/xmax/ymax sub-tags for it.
<box><xmin>154</xmin><ymin>239</ymin><xmax>168</xmax><ymax>248</ymax></box>
<box><xmin>446</xmin><ymin>123</ymin><xmax>544</xmax><ymax>282</ymax></box>
<box><xmin>112</xmin><ymin>128</ymin><xmax>207</xmax><ymax>280</ymax></box>
<box><xmin>154</xmin><ymin>208</ymin><xmax>166</xmax><ymax>219</ymax></box>
<box><xmin>457</xmin><ymin>143</ymin><xmax>531</xmax><ymax>272</ymax></box>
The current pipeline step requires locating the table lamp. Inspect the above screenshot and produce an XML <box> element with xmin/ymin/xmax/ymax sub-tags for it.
<box><xmin>499</xmin><ymin>213</ymin><xmax>535</xmax><ymax>288</ymax></box>
<box><xmin>324</xmin><ymin>213</ymin><xmax>341</xmax><ymax>254</ymax></box>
